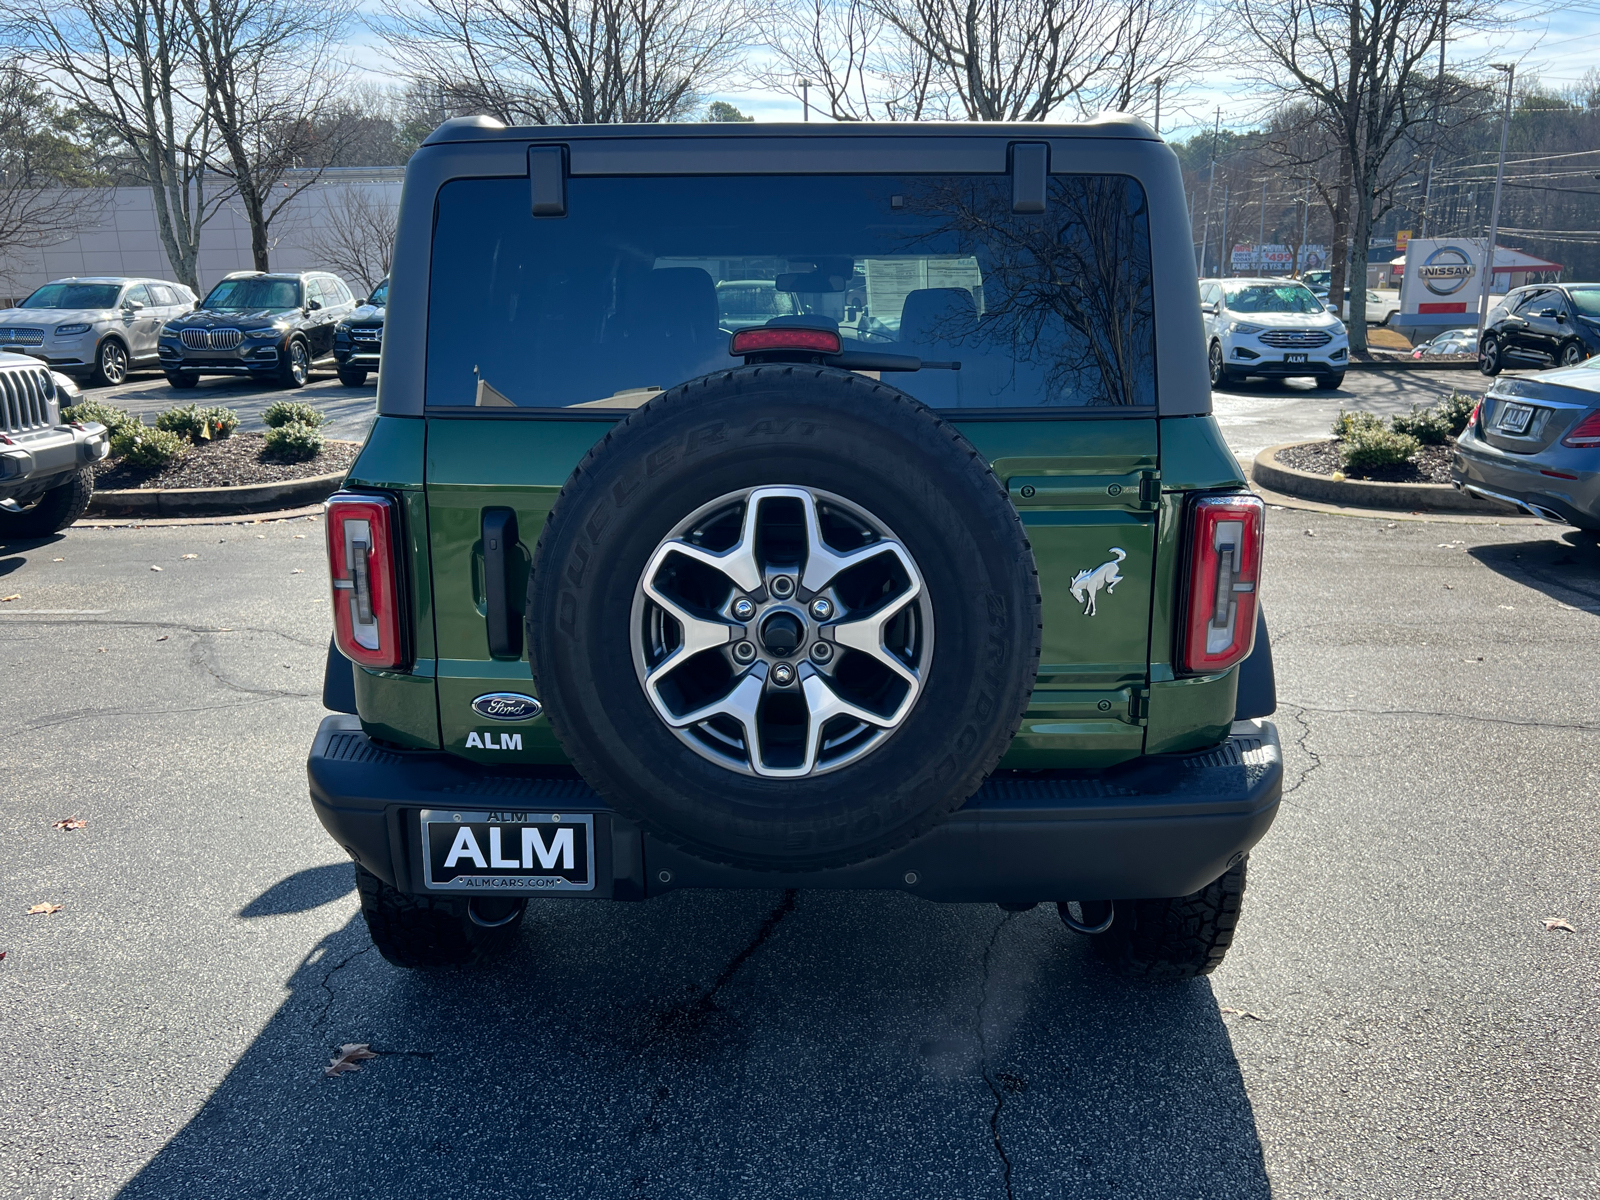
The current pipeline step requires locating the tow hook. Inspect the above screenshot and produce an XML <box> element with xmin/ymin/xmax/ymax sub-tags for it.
<box><xmin>1058</xmin><ymin>900</ymin><xmax>1115</xmax><ymax>935</ymax></box>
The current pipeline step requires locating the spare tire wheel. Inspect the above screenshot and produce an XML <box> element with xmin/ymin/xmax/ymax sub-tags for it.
<box><xmin>527</xmin><ymin>366</ymin><xmax>1041</xmax><ymax>870</ymax></box>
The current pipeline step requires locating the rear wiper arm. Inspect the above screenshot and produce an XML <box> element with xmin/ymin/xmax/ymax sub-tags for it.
<box><xmin>825</xmin><ymin>351</ymin><xmax>961</xmax><ymax>372</ymax></box>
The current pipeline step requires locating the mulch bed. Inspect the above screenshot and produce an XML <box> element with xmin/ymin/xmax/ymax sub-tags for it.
<box><xmin>1276</xmin><ymin>438</ymin><xmax>1455</xmax><ymax>485</ymax></box>
<box><xmin>92</xmin><ymin>432</ymin><xmax>356</xmax><ymax>491</ymax></box>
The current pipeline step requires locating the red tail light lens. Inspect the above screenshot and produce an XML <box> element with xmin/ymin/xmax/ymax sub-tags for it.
<box><xmin>1182</xmin><ymin>493</ymin><xmax>1265</xmax><ymax>675</ymax></box>
<box><xmin>729</xmin><ymin>327</ymin><xmax>842</xmax><ymax>356</ymax></box>
<box><xmin>1561</xmin><ymin>410</ymin><xmax>1600</xmax><ymax>448</ymax></box>
<box><xmin>325</xmin><ymin>492</ymin><xmax>407</xmax><ymax>669</ymax></box>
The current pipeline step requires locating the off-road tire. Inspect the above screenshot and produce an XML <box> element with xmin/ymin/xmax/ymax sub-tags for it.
<box><xmin>165</xmin><ymin>371</ymin><xmax>199</xmax><ymax>389</ymax></box>
<box><xmin>527</xmin><ymin>365</ymin><xmax>1042</xmax><ymax>872</ymax></box>
<box><xmin>1314</xmin><ymin>373</ymin><xmax>1344</xmax><ymax>391</ymax></box>
<box><xmin>1480</xmin><ymin>336</ymin><xmax>1503</xmax><ymax>376</ymax></box>
<box><xmin>1086</xmin><ymin>858</ymin><xmax>1248</xmax><ymax>980</ymax></box>
<box><xmin>0</xmin><ymin>467</ymin><xmax>94</xmax><ymax>538</ymax></box>
<box><xmin>337</xmin><ymin>366</ymin><xmax>368</xmax><ymax>387</ymax></box>
<box><xmin>354</xmin><ymin>865</ymin><xmax>525</xmax><ymax>969</ymax></box>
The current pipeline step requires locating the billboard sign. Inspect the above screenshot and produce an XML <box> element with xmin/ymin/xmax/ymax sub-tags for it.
<box><xmin>1228</xmin><ymin>244</ymin><xmax>1328</xmax><ymax>274</ymax></box>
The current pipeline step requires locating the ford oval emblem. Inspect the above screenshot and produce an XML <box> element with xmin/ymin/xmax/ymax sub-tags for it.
<box><xmin>471</xmin><ymin>692</ymin><xmax>542</xmax><ymax>722</ymax></box>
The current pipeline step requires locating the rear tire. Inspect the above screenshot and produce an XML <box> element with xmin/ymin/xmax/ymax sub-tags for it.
<box><xmin>337</xmin><ymin>367</ymin><xmax>368</xmax><ymax>387</ymax></box>
<box><xmin>1087</xmin><ymin>858</ymin><xmax>1248</xmax><ymax>980</ymax></box>
<box><xmin>354</xmin><ymin>865</ymin><xmax>525</xmax><ymax>969</ymax></box>
<box><xmin>1480</xmin><ymin>336</ymin><xmax>1503</xmax><ymax>376</ymax></box>
<box><xmin>1314</xmin><ymin>373</ymin><xmax>1344</xmax><ymax>390</ymax></box>
<box><xmin>0</xmin><ymin>467</ymin><xmax>94</xmax><ymax>538</ymax></box>
<box><xmin>165</xmin><ymin>371</ymin><xmax>199</xmax><ymax>389</ymax></box>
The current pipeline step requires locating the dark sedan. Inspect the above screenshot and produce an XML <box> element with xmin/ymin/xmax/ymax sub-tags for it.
<box><xmin>1479</xmin><ymin>283</ymin><xmax>1600</xmax><ymax>375</ymax></box>
<box><xmin>159</xmin><ymin>271</ymin><xmax>357</xmax><ymax>389</ymax></box>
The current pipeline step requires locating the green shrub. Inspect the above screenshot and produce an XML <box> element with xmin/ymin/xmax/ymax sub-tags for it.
<box><xmin>63</xmin><ymin>398</ymin><xmax>139</xmax><ymax>435</ymax></box>
<box><xmin>156</xmin><ymin>403</ymin><xmax>239</xmax><ymax>442</ymax></box>
<box><xmin>1436</xmin><ymin>389</ymin><xmax>1477</xmax><ymax>437</ymax></box>
<box><xmin>1331</xmin><ymin>408</ymin><xmax>1386</xmax><ymax>439</ymax></box>
<box><xmin>1389</xmin><ymin>404</ymin><xmax>1453</xmax><ymax>445</ymax></box>
<box><xmin>111</xmin><ymin>425</ymin><xmax>187</xmax><ymax>468</ymax></box>
<box><xmin>261</xmin><ymin>399</ymin><xmax>326</xmax><ymax>429</ymax></box>
<box><xmin>1340</xmin><ymin>427</ymin><xmax>1420</xmax><ymax>473</ymax></box>
<box><xmin>263</xmin><ymin>420</ymin><xmax>324</xmax><ymax>462</ymax></box>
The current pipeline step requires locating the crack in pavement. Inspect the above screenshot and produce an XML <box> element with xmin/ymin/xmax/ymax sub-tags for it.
<box><xmin>0</xmin><ymin>614</ymin><xmax>325</xmax><ymax>647</ymax></box>
<box><xmin>1282</xmin><ymin>699</ymin><xmax>1600</xmax><ymax>734</ymax></box>
<box><xmin>311</xmin><ymin>943</ymin><xmax>376</xmax><ymax>1029</ymax></box>
<box><xmin>656</xmin><ymin>889</ymin><xmax>799</xmax><ymax>1035</ymax></box>
<box><xmin>976</xmin><ymin>911</ymin><xmax>1018</xmax><ymax>1200</ymax></box>
<box><xmin>187</xmin><ymin>636</ymin><xmax>317</xmax><ymax>700</ymax></box>
<box><xmin>1280</xmin><ymin>705</ymin><xmax>1323</xmax><ymax>797</ymax></box>
<box><xmin>22</xmin><ymin>695</ymin><xmax>295</xmax><ymax>733</ymax></box>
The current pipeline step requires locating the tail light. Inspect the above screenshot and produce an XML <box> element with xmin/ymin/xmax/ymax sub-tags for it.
<box><xmin>1181</xmin><ymin>493</ymin><xmax>1265</xmax><ymax>674</ymax></box>
<box><xmin>1467</xmin><ymin>401</ymin><xmax>1481</xmax><ymax>434</ymax></box>
<box><xmin>1561</xmin><ymin>410</ymin><xmax>1600</xmax><ymax>448</ymax></box>
<box><xmin>326</xmin><ymin>492</ymin><xmax>408</xmax><ymax>669</ymax></box>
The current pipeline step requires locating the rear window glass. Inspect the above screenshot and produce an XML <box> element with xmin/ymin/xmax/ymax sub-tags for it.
<box><xmin>427</xmin><ymin>174</ymin><xmax>1155</xmax><ymax>411</ymax></box>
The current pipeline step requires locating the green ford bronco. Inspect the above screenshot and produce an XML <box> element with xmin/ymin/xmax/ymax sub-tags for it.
<box><xmin>310</xmin><ymin>117</ymin><xmax>1280</xmax><ymax>979</ymax></box>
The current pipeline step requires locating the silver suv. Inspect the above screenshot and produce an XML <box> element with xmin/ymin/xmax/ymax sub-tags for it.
<box><xmin>0</xmin><ymin>277</ymin><xmax>197</xmax><ymax>387</ymax></box>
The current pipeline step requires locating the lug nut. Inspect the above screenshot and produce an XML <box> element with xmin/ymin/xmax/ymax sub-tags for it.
<box><xmin>810</xmin><ymin>642</ymin><xmax>833</xmax><ymax>662</ymax></box>
<box><xmin>771</xmin><ymin>663</ymin><xmax>796</xmax><ymax>686</ymax></box>
<box><xmin>732</xmin><ymin>640</ymin><xmax>757</xmax><ymax>663</ymax></box>
<box><xmin>810</xmin><ymin>597</ymin><xmax>833</xmax><ymax>619</ymax></box>
<box><xmin>732</xmin><ymin>597</ymin><xmax>756</xmax><ymax>620</ymax></box>
<box><xmin>770</xmin><ymin>575</ymin><xmax>795</xmax><ymax>598</ymax></box>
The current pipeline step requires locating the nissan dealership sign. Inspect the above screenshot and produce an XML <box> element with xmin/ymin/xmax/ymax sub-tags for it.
<box><xmin>1414</xmin><ymin>244</ymin><xmax>1476</xmax><ymax>295</ymax></box>
<box><xmin>1396</xmin><ymin>238</ymin><xmax>1489</xmax><ymax>335</ymax></box>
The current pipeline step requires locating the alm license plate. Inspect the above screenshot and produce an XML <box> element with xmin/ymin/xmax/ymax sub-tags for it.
<box><xmin>1284</xmin><ymin>353</ymin><xmax>1309</xmax><ymax>363</ymax></box>
<box><xmin>421</xmin><ymin>809</ymin><xmax>595</xmax><ymax>892</ymax></box>
<box><xmin>1497</xmin><ymin>402</ymin><xmax>1535</xmax><ymax>434</ymax></box>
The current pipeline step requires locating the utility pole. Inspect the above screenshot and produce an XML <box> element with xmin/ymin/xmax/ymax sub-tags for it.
<box><xmin>1421</xmin><ymin>0</ymin><xmax>1447</xmax><ymax>238</ymax></box>
<box><xmin>1198</xmin><ymin>107</ymin><xmax>1221</xmax><ymax>275</ymax></box>
<box><xmin>1153</xmin><ymin>78</ymin><xmax>1163</xmax><ymax>136</ymax></box>
<box><xmin>799</xmin><ymin>78</ymin><xmax>811</xmax><ymax>121</ymax></box>
<box><xmin>1300</xmin><ymin>184</ymin><xmax>1311</xmax><ymax>273</ymax></box>
<box><xmin>1220</xmin><ymin>184</ymin><xmax>1231</xmax><ymax>276</ymax></box>
<box><xmin>1477</xmin><ymin>63</ymin><xmax>1514</xmax><ymax>338</ymax></box>
<box><xmin>1258</xmin><ymin>179</ymin><xmax>1268</xmax><ymax>275</ymax></box>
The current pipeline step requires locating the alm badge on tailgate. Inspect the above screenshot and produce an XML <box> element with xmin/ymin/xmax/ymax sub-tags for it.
<box><xmin>421</xmin><ymin>810</ymin><xmax>594</xmax><ymax>892</ymax></box>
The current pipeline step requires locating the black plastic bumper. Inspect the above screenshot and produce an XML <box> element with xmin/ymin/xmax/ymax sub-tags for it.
<box><xmin>309</xmin><ymin>715</ymin><xmax>1282</xmax><ymax>904</ymax></box>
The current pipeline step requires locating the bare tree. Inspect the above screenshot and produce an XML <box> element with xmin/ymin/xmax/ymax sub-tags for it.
<box><xmin>0</xmin><ymin>61</ymin><xmax>108</xmax><ymax>287</ymax></box>
<box><xmin>304</xmin><ymin>186</ymin><xmax>397</xmax><ymax>294</ymax></box>
<box><xmin>381</xmin><ymin>0</ymin><xmax>751</xmax><ymax>125</ymax></box>
<box><xmin>182</xmin><ymin>0</ymin><xmax>358</xmax><ymax>271</ymax></box>
<box><xmin>1239</xmin><ymin>0</ymin><xmax>1499</xmax><ymax>350</ymax></box>
<box><xmin>762</xmin><ymin>0</ymin><xmax>1210</xmax><ymax>124</ymax></box>
<box><xmin>16</xmin><ymin>0</ymin><xmax>220</xmax><ymax>292</ymax></box>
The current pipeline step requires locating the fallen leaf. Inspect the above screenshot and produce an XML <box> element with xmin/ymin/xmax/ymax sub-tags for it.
<box><xmin>1543</xmin><ymin>918</ymin><xmax>1577</xmax><ymax>934</ymax></box>
<box><xmin>156</xmin><ymin>635</ymin><xmax>168</xmax><ymax>642</ymax></box>
<box><xmin>0</xmin><ymin>950</ymin><xmax>7</xmax><ymax>960</ymax></box>
<box><xmin>181</xmin><ymin>554</ymin><xmax>198</xmax><ymax>560</ymax></box>
<box><xmin>290</xmin><ymin>569</ymin><xmax>304</xmax><ymax>575</ymax></box>
<box><xmin>150</xmin><ymin>565</ymin><xmax>163</xmax><ymax>572</ymax></box>
<box><xmin>1303</xmin><ymin>529</ymin><xmax>1316</xmax><ymax>537</ymax></box>
<box><xmin>1385</xmin><ymin>523</ymin><xmax>1397</xmax><ymax>529</ymax></box>
<box><xmin>27</xmin><ymin>903</ymin><xmax>62</xmax><ymax>915</ymax></box>
<box><xmin>256</xmin><ymin>534</ymin><xmax>266</xmax><ymax>540</ymax></box>
<box><xmin>96</xmin><ymin>647</ymin><xmax>107</xmax><ymax>653</ymax></box>
<box><xmin>52</xmin><ymin>817</ymin><xmax>87</xmax><ymax>831</ymax></box>
<box><xmin>324</xmin><ymin>1044</ymin><xmax>379</xmax><ymax>1078</ymax></box>
<box><xmin>1</xmin><ymin>594</ymin><xmax>19</xmax><ymax>602</ymax></box>
<box><xmin>294</xmin><ymin>534</ymin><xmax>306</xmax><ymax>539</ymax></box>
<box><xmin>52</xmin><ymin>557</ymin><xmax>64</xmax><ymax>562</ymax></box>
<box><xmin>1498</xmin><ymin>605</ymin><xmax>1514</xmax><ymax>611</ymax></box>
<box><xmin>1443</xmin><ymin>584</ymin><xmax>1454</xmax><ymax>590</ymax></box>
<box><xmin>1219</xmin><ymin>1006</ymin><xmax>1268</xmax><ymax>1021</ymax></box>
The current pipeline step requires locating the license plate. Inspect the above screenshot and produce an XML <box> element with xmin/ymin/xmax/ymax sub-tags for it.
<box><xmin>421</xmin><ymin>809</ymin><xmax>595</xmax><ymax>892</ymax></box>
<box><xmin>1284</xmin><ymin>353</ymin><xmax>1308</xmax><ymax>363</ymax></box>
<box><xmin>1497</xmin><ymin>402</ymin><xmax>1534</xmax><ymax>434</ymax></box>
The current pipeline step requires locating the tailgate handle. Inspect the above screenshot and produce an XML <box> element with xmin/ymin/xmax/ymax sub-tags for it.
<box><xmin>482</xmin><ymin>508</ymin><xmax>523</xmax><ymax>659</ymax></box>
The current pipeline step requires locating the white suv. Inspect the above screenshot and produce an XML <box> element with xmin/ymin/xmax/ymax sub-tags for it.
<box><xmin>0</xmin><ymin>277</ymin><xmax>197</xmax><ymax>387</ymax></box>
<box><xmin>1200</xmin><ymin>277</ymin><xmax>1349</xmax><ymax>391</ymax></box>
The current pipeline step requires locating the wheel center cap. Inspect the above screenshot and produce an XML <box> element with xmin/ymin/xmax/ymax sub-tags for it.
<box><xmin>759</xmin><ymin>612</ymin><xmax>803</xmax><ymax>658</ymax></box>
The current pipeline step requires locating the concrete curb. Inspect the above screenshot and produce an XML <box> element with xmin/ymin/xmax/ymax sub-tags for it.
<box><xmin>1346</xmin><ymin>359</ymin><xmax>1479</xmax><ymax>372</ymax></box>
<box><xmin>74</xmin><ymin>504</ymin><xmax>325</xmax><ymax>528</ymax></box>
<box><xmin>87</xmin><ymin>470</ymin><xmax>346</xmax><ymax>518</ymax></box>
<box><xmin>1250</xmin><ymin>441</ymin><xmax>1519</xmax><ymax>516</ymax></box>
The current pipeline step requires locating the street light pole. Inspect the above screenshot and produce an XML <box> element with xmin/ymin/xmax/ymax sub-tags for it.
<box><xmin>1153</xmin><ymin>77</ymin><xmax>1163</xmax><ymax>135</ymax></box>
<box><xmin>1258</xmin><ymin>179</ymin><xmax>1267</xmax><ymax>275</ymax></box>
<box><xmin>799</xmin><ymin>77</ymin><xmax>811</xmax><ymax>122</ymax></box>
<box><xmin>1198</xmin><ymin>108</ymin><xmax>1221</xmax><ymax>274</ymax></box>
<box><xmin>1477</xmin><ymin>63</ymin><xmax>1514</xmax><ymax>339</ymax></box>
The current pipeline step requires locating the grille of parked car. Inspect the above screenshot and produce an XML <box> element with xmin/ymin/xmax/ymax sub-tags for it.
<box><xmin>350</xmin><ymin>328</ymin><xmax>381</xmax><ymax>342</ymax></box>
<box><xmin>0</xmin><ymin>328</ymin><xmax>45</xmax><ymax>346</ymax></box>
<box><xmin>1258</xmin><ymin>330</ymin><xmax>1332</xmax><ymax>348</ymax></box>
<box><xmin>180</xmin><ymin>327</ymin><xmax>243</xmax><ymax>350</ymax></box>
<box><xmin>0</xmin><ymin>366</ymin><xmax>54</xmax><ymax>434</ymax></box>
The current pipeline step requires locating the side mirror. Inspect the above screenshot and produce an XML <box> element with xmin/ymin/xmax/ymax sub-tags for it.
<box><xmin>1201</xmin><ymin>302</ymin><xmax>1217</xmax><ymax>315</ymax></box>
<box><xmin>306</xmin><ymin>299</ymin><xmax>323</xmax><ymax>313</ymax></box>
<box><xmin>123</xmin><ymin>299</ymin><xmax>144</xmax><ymax>312</ymax></box>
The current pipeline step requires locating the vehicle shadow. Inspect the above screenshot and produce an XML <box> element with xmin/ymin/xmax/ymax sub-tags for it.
<box><xmin>115</xmin><ymin>890</ymin><xmax>1270</xmax><ymax>1199</ymax></box>
<box><xmin>0</xmin><ymin>533</ymin><xmax>65</xmax><ymax>560</ymax></box>
<box><xmin>238</xmin><ymin>863</ymin><xmax>357</xmax><ymax>917</ymax></box>
<box><xmin>1467</xmin><ymin>529</ymin><xmax>1600</xmax><ymax>615</ymax></box>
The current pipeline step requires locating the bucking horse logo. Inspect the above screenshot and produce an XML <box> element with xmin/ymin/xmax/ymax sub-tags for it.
<box><xmin>1070</xmin><ymin>548</ymin><xmax>1126</xmax><ymax>616</ymax></box>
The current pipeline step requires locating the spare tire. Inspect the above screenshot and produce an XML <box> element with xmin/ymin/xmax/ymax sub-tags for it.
<box><xmin>527</xmin><ymin>366</ymin><xmax>1040</xmax><ymax>870</ymax></box>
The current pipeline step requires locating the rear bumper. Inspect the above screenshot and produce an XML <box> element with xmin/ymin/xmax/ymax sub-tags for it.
<box><xmin>308</xmin><ymin>714</ymin><xmax>1282</xmax><ymax>903</ymax></box>
<box><xmin>1451</xmin><ymin>429</ymin><xmax>1600</xmax><ymax>529</ymax></box>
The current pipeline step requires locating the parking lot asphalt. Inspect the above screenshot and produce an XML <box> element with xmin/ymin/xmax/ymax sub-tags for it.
<box><xmin>3</xmin><ymin>507</ymin><xmax>1597</xmax><ymax>1199</ymax></box>
<box><xmin>76</xmin><ymin>367</ymin><xmax>377</xmax><ymax>445</ymax></box>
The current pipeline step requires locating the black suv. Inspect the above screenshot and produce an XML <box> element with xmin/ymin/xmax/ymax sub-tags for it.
<box><xmin>159</xmin><ymin>270</ymin><xmax>357</xmax><ymax>389</ymax></box>
<box><xmin>1480</xmin><ymin>282</ymin><xmax>1600</xmax><ymax>374</ymax></box>
<box><xmin>331</xmin><ymin>277</ymin><xmax>386</xmax><ymax>386</ymax></box>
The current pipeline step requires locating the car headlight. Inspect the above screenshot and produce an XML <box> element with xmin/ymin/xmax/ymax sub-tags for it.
<box><xmin>1227</xmin><ymin>321</ymin><xmax>1264</xmax><ymax>335</ymax></box>
<box><xmin>54</xmin><ymin>323</ymin><xmax>91</xmax><ymax>336</ymax></box>
<box><xmin>243</xmin><ymin>327</ymin><xmax>280</xmax><ymax>339</ymax></box>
